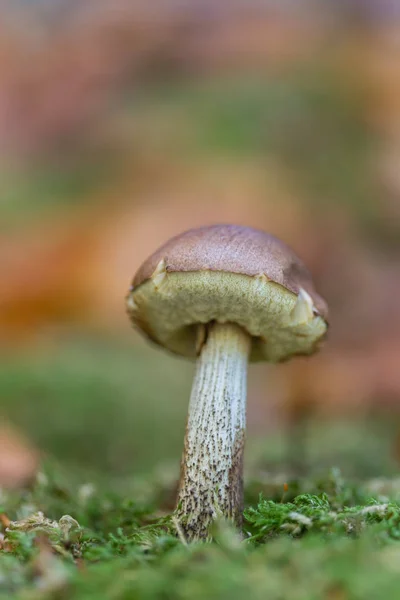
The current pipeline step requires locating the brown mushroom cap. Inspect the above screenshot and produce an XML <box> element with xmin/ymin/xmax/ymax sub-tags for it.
<box><xmin>126</xmin><ymin>224</ymin><xmax>328</xmax><ymax>362</ymax></box>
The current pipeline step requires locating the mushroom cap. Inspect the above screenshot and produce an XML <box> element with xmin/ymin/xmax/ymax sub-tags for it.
<box><xmin>126</xmin><ymin>224</ymin><xmax>328</xmax><ymax>362</ymax></box>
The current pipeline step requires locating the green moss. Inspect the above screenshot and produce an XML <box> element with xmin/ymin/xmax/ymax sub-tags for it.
<box><xmin>2</xmin><ymin>467</ymin><xmax>400</xmax><ymax>599</ymax></box>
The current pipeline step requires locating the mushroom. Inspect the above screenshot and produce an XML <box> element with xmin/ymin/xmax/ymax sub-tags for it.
<box><xmin>126</xmin><ymin>224</ymin><xmax>328</xmax><ymax>540</ymax></box>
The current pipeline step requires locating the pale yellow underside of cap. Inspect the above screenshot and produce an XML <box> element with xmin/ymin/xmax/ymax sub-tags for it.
<box><xmin>127</xmin><ymin>270</ymin><xmax>327</xmax><ymax>362</ymax></box>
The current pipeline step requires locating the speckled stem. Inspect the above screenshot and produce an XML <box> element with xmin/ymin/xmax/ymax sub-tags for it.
<box><xmin>175</xmin><ymin>322</ymin><xmax>251</xmax><ymax>541</ymax></box>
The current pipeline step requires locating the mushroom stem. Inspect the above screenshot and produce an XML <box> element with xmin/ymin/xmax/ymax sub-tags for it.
<box><xmin>176</xmin><ymin>321</ymin><xmax>251</xmax><ymax>541</ymax></box>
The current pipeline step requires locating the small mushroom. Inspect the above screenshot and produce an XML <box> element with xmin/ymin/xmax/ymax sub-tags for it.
<box><xmin>126</xmin><ymin>224</ymin><xmax>328</xmax><ymax>540</ymax></box>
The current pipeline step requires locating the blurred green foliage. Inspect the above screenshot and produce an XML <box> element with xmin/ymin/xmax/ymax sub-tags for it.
<box><xmin>0</xmin><ymin>334</ymin><xmax>193</xmax><ymax>479</ymax></box>
<box><xmin>131</xmin><ymin>70</ymin><xmax>390</xmax><ymax>245</ymax></box>
<box><xmin>3</xmin><ymin>69</ymin><xmax>392</xmax><ymax>246</ymax></box>
<box><xmin>1</xmin><ymin>333</ymin><xmax>398</xmax><ymax>488</ymax></box>
<box><xmin>0</xmin><ymin>159</ymin><xmax>115</xmax><ymax>228</ymax></box>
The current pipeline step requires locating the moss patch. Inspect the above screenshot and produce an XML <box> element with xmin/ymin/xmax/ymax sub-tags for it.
<box><xmin>2</xmin><ymin>466</ymin><xmax>400</xmax><ymax>599</ymax></box>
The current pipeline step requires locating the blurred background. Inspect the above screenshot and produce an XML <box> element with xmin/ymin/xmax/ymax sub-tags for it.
<box><xmin>1</xmin><ymin>0</ymin><xmax>400</xmax><ymax>494</ymax></box>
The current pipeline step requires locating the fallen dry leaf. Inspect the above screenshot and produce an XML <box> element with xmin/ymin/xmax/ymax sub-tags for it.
<box><xmin>0</xmin><ymin>424</ymin><xmax>39</xmax><ymax>490</ymax></box>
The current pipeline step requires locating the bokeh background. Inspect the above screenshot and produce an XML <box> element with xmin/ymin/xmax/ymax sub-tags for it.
<box><xmin>1</xmin><ymin>0</ymin><xmax>400</xmax><ymax>494</ymax></box>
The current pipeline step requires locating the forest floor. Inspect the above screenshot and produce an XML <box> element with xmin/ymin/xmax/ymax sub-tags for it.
<box><xmin>2</xmin><ymin>465</ymin><xmax>400</xmax><ymax>600</ymax></box>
